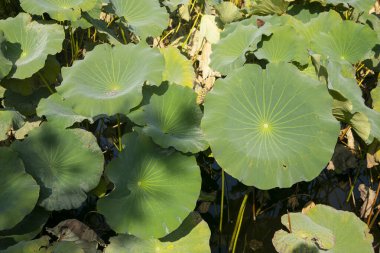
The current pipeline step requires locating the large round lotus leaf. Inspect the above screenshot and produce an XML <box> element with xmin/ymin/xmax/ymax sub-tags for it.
<box><xmin>105</xmin><ymin>212</ymin><xmax>210</xmax><ymax>253</ymax></box>
<box><xmin>311</xmin><ymin>20</ymin><xmax>377</xmax><ymax>64</ymax></box>
<box><xmin>0</xmin><ymin>109</ymin><xmax>25</xmax><ymax>141</ymax></box>
<box><xmin>0</xmin><ymin>13</ymin><xmax>64</xmax><ymax>79</ymax></box>
<box><xmin>210</xmin><ymin>22</ymin><xmax>271</xmax><ymax>74</ymax></box>
<box><xmin>273</xmin><ymin>204</ymin><xmax>374</xmax><ymax>253</ymax></box>
<box><xmin>255</xmin><ymin>25</ymin><xmax>309</xmax><ymax>64</ymax></box>
<box><xmin>0</xmin><ymin>148</ymin><xmax>39</xmax><ymax>231</ymax></box>
<box><xmin>214</xmin><ymin>2</ymin><xmax>243</xmax><ymax>24</ymax></box>
<box><xmin>111</xmin><ymin>0</ymin><xmax>169</xmax><ymax>39</ymax></box>
<box><xmin>0</xmin><ymin>32</ymin><xmax>11</xmax><ymax>80</ymax></box>
<box><xmin>250</xmin><ymin>0</ymin><xmax>289</xmax><ymax>15</ymax></box>
<box><xmin>37</xmin><ymin>93</ymin><xmax>93</xmax><ymax>128</ymax></box>
<box><xmin>133</xmin><ymin>84</ymin><xmax>208</xmax><ymax>153</ymax></box>
<box><xmin>0</xmin><ymin>206</ymin><xmax>49</xmax><ymax>249</ymax></box>
<box><xmin>97</xmin><ymin>132</ymin><xmax>201</xmax><ymax>239</ymax></box>
<box><xmin>326</xmin><ymin>0</ymin><xmax>375</xmax><ymax>13</ymax></box>
<box><xmin>160</xmin><ymin>47</ymin><xmax>195</xmax><ymax>88</ymax></box>
<box><xmin>57</xmin><ymin>43</ymin><xmax>164</xmax><ymax>118</ymax></box>
<box><xmin>20</xmin><ymin>0</ymin><xmax>98</xmax><ymax>21</ymax></box>
<box><xmin>12</xmin><ymin>123</ymin><xmax>104</xmax><ymax>211</ymax></box>
<box><xmin>201</xmin><ymin>63</ymin><xmax>339</xmax><ymax>189</ymax></box>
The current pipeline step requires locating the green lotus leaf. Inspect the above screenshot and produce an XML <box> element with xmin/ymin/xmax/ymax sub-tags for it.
<box><xmin>0</xmin><ymin>206</ymin><xmax>49</xmax><ymax>249</ymax></box>
<box><xmin>57</xmin><ymin>43</ymin><xmax>164</xmax><ymax>118</ymax></box>
<box><xmin>47</xmin><ymin>241</ymin><xmax>85</xmax><ymax>253</ymax></box>
<box><xmin>20</xmin><ymin>0</ymin><xmax>98</xmax><ymax>21</ymax></box>
<box><xmin>161</xmin><ymin>47</ymin><xmax>195</xmax><ymax>88</ymax></box>
<box><xmin>0</xmin><ymin>13</ymin><xmax>65</xmax><ymax>79</ymax></box>
<box><xmin>255</xmin><ymin>25</ymin><xmax>309</xmax><ymax>64</ymax></box>
<box><xmin>12</xmin><ymin>123</ymin><xmax>104</xmax><ymax>211</ymax></box>
<box><xmin>326</xmin><ymin>0</ymin><xmax>374</xmax><ymax>13</ymax></box>
<box><xmin>131</xmin><ymin>84</ymin><xmax>208</xmax><ymax>153</ymax></box>
<box><xmin>214</xmin><ymin>2</ymin><xmax>243</xmax><ymax>24</ymax></box>
<box><xmin>201</xmin><ymin>63</ymin><xmax>339</xmax><ymax>189</ymax></box>
<box><xmin>37</xmin><ymin>93</ymin><xmax>93</xmax><ymax>128</ymax></box>
<box><xmin>111</xmin><ymin>0</ymin><xmax>169</xmax><ymax>39</ymax></box>
<box><xmin>210</xmin><ymin>22</ymin><xmax>271</xmax><ymax>74</ymax></box>
<box><xmin>307</xmin><ymin>205</ymin><xmax>373</xmax><ymax>252</ymax></box>
<box><xmin>199</xmin><ymin>15</ymin><xmax>220</xmax><ymax>44</ymax></box>
<box><xmin>0</xmin><ymin>236</ymin><xmax>50</xmax><ymax>253</ymax></box>
<box><xmin>250</xmin><ymin>0</ymin><xmax>289</xmax><ymax>15</ymax></box>
<box><xmin>0</xmin><ymin>109</ymin><xmax>25</xmax><ymax>141</ymax></box>
<box><xmin>371</xmin><ymin>86</ymin><xmax>380</xmax><ymax>112</ymax></box>
<box><xmin>97</xmin><ymin>131</ymin><xmax>201</xmax><ymax>239</ymax></box>
<box><xmin>0</xmin><ymin>56</ymin><xmax>60</xmax><ymax>96</ymax></box>
<box><xmin>0</xmin><ymin>32</ymin><xmax>11</xmax><ymax>80</ymax></box>
<box><xmin>3</xmin><ymin>88</ymin><xmax>51</xmax><ymax>117</ymax></box>
<box><xmin>0</xmin><ymin>148</ymin><xmax>39</xmax><ymax>231</ymax></box>
<box><xmin>163</xmin><ymin>0</ymin><xmax>190</xmax><ymax>11</ymax></box>
<box><xmin>105</xmin><ymin>212</ymin><xmax>210</xmax><ymax>253</ymax></box>
<box><xmin>311</xmin><ymin>20</ymin><xmax>377</xmax><ymax>64</ymax></box>
<box><xmin>273</xmin><ymin>205</ymin><xmax>373</xmax><ymax>252</ymax></box>
<box><xmin>327</xmin><ymin>61</ymin><xmax>380</xmax><ymax>143</ymax></box>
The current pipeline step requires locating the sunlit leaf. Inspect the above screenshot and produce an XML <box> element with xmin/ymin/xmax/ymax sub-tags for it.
<box><xmin>0</xmin><ymin>109</ymin><xmax>25</xmax><ymax>141</ymax></box>
<box><xmin>214</xmin><ymin>2</ymin><xmax>243</xmax><ymax>24</ymax></box>
<box><xmin>111</xmin><ymin>0</ymin><xmax>169</xmax><ymax>39</ymax></box>
<box><xmin>0</xmin><ymin>32</ymin><xmax>11</xmax><ymax>80</ymax></box>
<box><xmin>201</xmin><ymin>63</ymin><xmax>339</xmax><ymax>189</ymax></box>
<box><xmin>0</xmin><ymin>13</ymin><xmax>64</xmax><ymax>79</ymax></box>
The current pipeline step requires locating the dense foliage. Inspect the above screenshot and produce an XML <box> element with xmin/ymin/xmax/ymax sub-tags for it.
<box><xmin>0</xmin><ymin>0</ymin><xmax>379</xmax><ymax>252</ymax></box>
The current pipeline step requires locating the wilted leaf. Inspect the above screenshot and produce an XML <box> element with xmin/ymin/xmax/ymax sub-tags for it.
<box><xmin>358</xmin><ymin>184</ymin><xmax>376</xmax><ymax>218</ymax></box>
<box><xmin>199</xmin><ymin>15</ymin><xmax>220</xmax><ymax>44</ymax></box>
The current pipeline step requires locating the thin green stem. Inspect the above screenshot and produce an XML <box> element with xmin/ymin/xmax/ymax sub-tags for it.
<box><xmin>346</xmin><ymin>168</ymin><xmax>360</xmax><ymax>202</ymax></box>
<box><xmin>117</xmin><ymin>114</ymin><xmax>122</xmax><ymax>151</ymax></box>
<box><xmin>37</xmin><ymin>72</ymin><xmax>54</xmax><ymax>94</ymax></box>
<box><xmin>230</xmin><ymin>193</ymin><xmax>248</xmax><ymax>253</ymax></box>
<box><xmin>219</xmin><ymin>168</ymin><xmax>225</xmax><ymax>232</ymax></box>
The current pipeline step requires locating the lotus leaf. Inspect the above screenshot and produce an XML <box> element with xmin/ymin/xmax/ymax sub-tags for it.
<box><xmin>0</xmin><ymin>206</ymin><xmax>49</xmax><ymax>249</ymax></box>
<box><xmin>214</xmin><ymin>2</ymin><xmax>243</xmax><ymax>24</ymax></box>
<box><xmin>326</xmin><ymin>0</ymin><xmax>375</xmax><ymax>13</ymax></box>
<box><xmin>199</xmin><ymin>15</ymin><xmax>220</xmax><ymax>44</ymax></box>
<box><xmin>161</xmin><ymin>47</ymin><xmax>195</xmax><ymax>88</ymax></box>
<box><xmin>0</xmin><ymin>109</ymin><xmax>25</xmax><ymax>141</ymax></box>
<box><xmin>0</xmin><ymin>236</ymin><xmax>50</xmax><ymax>253</ymax></box>
<box><xmin>105</xmin><ymin>212</ymin><xmax>210</xmax><ymax>253</ymax></box>
<box><xmin>12</xmin><ymin>123</ymin><xmax>104</xmax><ymax>211</ymax></box>
<box><xmin>250</xmin><ymin>0</ymin><xmax>289</xmax><ymax>15</ymax></box>
<box><xmin>311</xmin><ymin>20</ymin><xmax>377</xmax><ymax>64</ymax></box>
<box><xmin>0</xmin><ymin>13</ymin><xmax>64</xmax><ymax>79</ymax></box>
<box><xmin>111</xmin><ymin>0</ymin><xmax>169</xmax><ymax>39</ymax></box>
<box><xmin>57</xmin><ymin>43</ymin><xmax>164</xmax><ymax>118</ymax></box>
<box><xmin>97</xmin><ymin>131</ymin><xmax>201</xmax><ymax>239</ymax></box>
<box><xmin>371</xmin><ymin>86</ymin><xmax>380</xmax><ymax>112</ymax></box>
<box><xmin>0</xmin><ymin>32</ymin><xmax>11</xmax><ymax>80</ymax></box>
<box><xmin>20</xmin><ymin>0</ymin><xmax>98</xmax><ymax>21</ymax></box>
<box><xmin>130</xmin><ymin>84</ymin><xmax>208</xmax><ymax>153</ymax></box>
<box><xmin>327</xmin><ymin>61</ymin><xmax>380</xmax><ymax>143</ymax></box>
<box><xmin>201</xmin><ymin>63</ymin><xmax>339</xmax><ymax>189</ymax></box>
<box><xmin>210</xmin><ymin>22</ymin><xmax>271</xmax><ymax>74</ymax></box>
<box><xmin>163</xmin><ymin>0</ymin><xmax>190</xmax><ymax>11</ymax></box>
<box><xmin>0</xmin><ymin>148</ymin><xmax>39</xmax><ymax>231</ymax></box>
<box><xmin>3</xmin><ymin>88</ymin><xmax>51</xmax><ymax>117</ymax></box>
<box><xmin>255</xmin><ymin>25</ymin><xmax>309</xmax><ymax>64</ymax></box>
<box><xmin>273</xmin><ymin>205</ymin><xmax>373</xmax><ymax>253</ymax></box>
<box><xmin>0</xmin><ymin>56</ymin><xmax>60</xmax><ymax>96</ymax></box>
<box><xmin>47</xmin><ymin>241</ymin><xmax>85</xmax><ymax>253</ymax></box>
<box><xmin>37</xmin><ymin>93</ymin><xmax>93</xmax><ymax>128</ymax></box>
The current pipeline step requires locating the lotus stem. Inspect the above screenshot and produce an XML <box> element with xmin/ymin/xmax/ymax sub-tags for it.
<box><xmin>369</xmin><ymin>205</ymin><xmax>380</xmax><ymax>229</ymax></box>
<box><xmin>117</xmin><ymin>114</ymin><xmax>122</xmax><ymax>151</ymax></box>
<box><xmin>229</xmin><ymin>193</ymin><xmax>248</xmax><ymax>252</ymax></box>
<box><xmin>287</xmin><ymin>210</ymin><xmax>292</xmax><ymax>233</ymax></box>
<box><xmin>219</xmin><ymin>167</ymin><xmax>225</xmax><ymax>232</ymax></box>
<box><xmin>37</xmin><ymin>72</ymin><xmax>54</xmax><ymax>94</ymax></box>
<box><xmin>367</xmin><ymin>182</ymin><xmax>380</xmax><ymax>226</ymax></box>
<box><xmin>346</xmin><ymin>168</ymin><xmax>360</xmax><ymax>203</ymax></box>
<box><xmin>182</xmin><ymin>7</ymin><xmax>201</xmax><ymax>48</ymax></box>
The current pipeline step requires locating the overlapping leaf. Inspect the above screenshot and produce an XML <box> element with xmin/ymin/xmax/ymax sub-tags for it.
<box><xmin>0</xmin><ymin>148</ymin><xmax>39</xmax><ymax>231</ymax></box>
<box><xmin>130</xmin><ymin>84</ymin><xmax>208</xmax><ymax>153</ymax></box>
<box><xmin>57</xmin><ymin>43</ymin><xmax>164</xmax><ymax>118</ymax></box>
<box><xmin>111</xmin><ymin>0</ymin><xmax>169</xmax><ymax>39</ymax></box>
<box><xmin>202</xmin><ymin>63</ymin><xmax>339</xmax><ymax>189</ymax></box>
<box><xmin>12</xmin><ymin>123</ymin><xmax>104</xmax><ymax>211</ymax></box>
<box><xmin>0</xmin><ymin>32</ymin><xmax>11</xmax><ymax>80</ymax></box>
<box><xmin>0</xmin><ymin>109</ymin><xmax>24</xmax><ymax>141</ymax></box>
<box><xmin>0</xmin><ymin>13</ymin><xmax>64</xmax><ymax>79</ymax></box>
<box><xmin>97</xmin><ymin>132</ymin><xmax>201</xmax><ymax>239</ymax></box>
<box><xmin>20</xmin><ymin>0</ymin><xmax>98</xmax><ymax>21</ymax></box>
